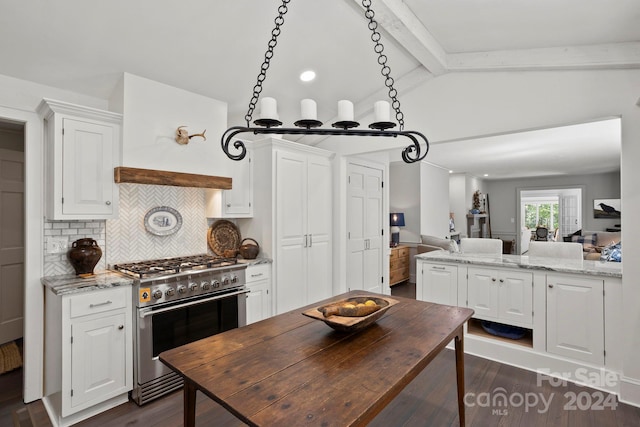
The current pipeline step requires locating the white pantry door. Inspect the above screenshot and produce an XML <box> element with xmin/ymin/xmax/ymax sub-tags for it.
<box><xmin>347</xmin><ymin>163</ymin><xmax>384</xmax><ymax>293</ymax></box>
<box><xmin>0</xmin><ymin>148</ymin><xmax>24</xmax><ymax>344</ymax></box>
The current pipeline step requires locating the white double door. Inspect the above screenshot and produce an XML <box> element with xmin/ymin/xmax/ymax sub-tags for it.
<box><xmin>275</xmin><ymin>150</ymin><xmax>332</xmax><ymax>313</ymax></box>
<box><xmin>347</xmin><ymin>163</ymin><xmax>384</xmax><ymax>293</ymax></box>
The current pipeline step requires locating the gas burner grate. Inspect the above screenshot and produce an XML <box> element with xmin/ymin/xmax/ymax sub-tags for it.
<box><xmin>114</xmin><ymin>254</ymin><xmax>237</xmax><ymax>278</ymax></box>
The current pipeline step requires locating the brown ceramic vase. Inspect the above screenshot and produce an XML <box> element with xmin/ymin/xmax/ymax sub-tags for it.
<box><xmin>67</xmin><ymin>238</ymin><xmax>102</xmax><ymax>275</ymax></box>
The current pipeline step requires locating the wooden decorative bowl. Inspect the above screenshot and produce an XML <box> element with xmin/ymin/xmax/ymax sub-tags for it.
<box><xmin>302</xmin><ymin>296</ymin><xmax>399</xmax><ymax>332</ymax></box>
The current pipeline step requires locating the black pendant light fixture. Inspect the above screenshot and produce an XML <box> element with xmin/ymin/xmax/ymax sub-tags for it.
<box><xmin>221</xmin><ymin>0</ymin><xmax>430</xmax><ymax>164</ymax></box>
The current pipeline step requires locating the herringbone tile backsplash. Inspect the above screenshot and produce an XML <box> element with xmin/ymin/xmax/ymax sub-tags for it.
<box><xmin>106</xmin><ymin>183</ymin><xmax>208</xmax><ymax>264</ymax></box>
<box><xmin>43</xmin><ymin>183</ymin><xmax>211</xmax><ymax>275</ymax></box>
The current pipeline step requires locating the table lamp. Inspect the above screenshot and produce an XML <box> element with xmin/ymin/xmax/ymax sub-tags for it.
<box><xmin>390</xmin><ymin>213</ymin><xmax>405</xmax><ymax>247</ymax></box>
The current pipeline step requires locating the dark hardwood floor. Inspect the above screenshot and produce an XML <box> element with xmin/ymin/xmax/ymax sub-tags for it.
<box><xmin>2</xmin><ymin>284</ymin><xmax>639</xmax><ymax>426</ymax></box>
<box><xmin>390</xmin><ymin>280</ymin><xmax>416</xmax><ymax>299</ymax></box>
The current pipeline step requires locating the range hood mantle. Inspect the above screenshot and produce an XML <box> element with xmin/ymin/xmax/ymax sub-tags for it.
<box><xmin>114</xmin><ymin>167</ymin><xmax>232</xmax><ymax>189</ymax></box>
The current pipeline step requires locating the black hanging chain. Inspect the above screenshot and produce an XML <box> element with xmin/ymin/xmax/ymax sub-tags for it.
<box><xmin>244</xmin><ymin>0</ymin><xmax>405</xmax><ymax>130</ymax></box>
<box><xmin>245</xmin><ymin>0</ymin><xmax>291</xmax><ymax>126</ymax></box>
<box><xmin>362</xmin><ymin>0</ymin><xmax>404</xmax><ymax>130</ymax></box>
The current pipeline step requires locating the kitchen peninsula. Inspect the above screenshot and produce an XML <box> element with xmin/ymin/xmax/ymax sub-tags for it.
<box><xmin>416</xmin><ymin>251</ymin><xmax>623</xmax><ymax>396</ymax></box>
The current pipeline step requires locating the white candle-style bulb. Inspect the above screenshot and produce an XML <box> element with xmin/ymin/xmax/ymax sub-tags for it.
<box><xmin>260</xmin><ymin>97</ymin><xmax>278</xmax><ymax>120</ymax></box>
<box><xmin>337</xmin><ymin>100</ymin><xmax>354</xmax><ymax>122</ymax></box>
<box><xmin>374</xmin><ymin>100</ymin><xmax>390</xmax><ymax>122</ymax></box>
<box><xmin>301</xmin><ymin>99</ymin><xmax>317</xmax><ymax>120</ymax></box>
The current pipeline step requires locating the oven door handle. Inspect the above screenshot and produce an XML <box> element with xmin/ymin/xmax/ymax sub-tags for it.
<box><xmin>138</xmin><ymin>288</ymin><xmax>250</xmax><ymax>318</ymax></box>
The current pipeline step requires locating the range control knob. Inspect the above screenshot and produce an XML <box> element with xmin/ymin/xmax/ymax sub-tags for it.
<box><xmin>165</xmin><ymin>288</ymin><xmax>176</xmax><ymax>297</ymax></box>
<box><xmin>211</xmin><ymin>280</ymin><xmax>220</xmax><ymax>288</ymax></box>
<box><xmin>177</xmin><ymin>285</ymin><xmax>187</xmax><ymax>294</ymax></box>
<box><xmin>201</xmin><ymin>281</ymin><xmax>211</xmax><ymax>290</ymax></box>
<box><xmin>152</xmin><ymin>289</ymin><xmax>163</xmax><ymax>300</ymax></box>
<box><xmin>222</xmin><ymin>277</ymin><xmax>230</xmax><ymax>286</ymax></box>
<box><xmin>230</xmin><ymin>275</ymin><xmax>238</xmax><ymax>283</ymax></box>
<box><xmin>189</xmin><ymin>282</ymin><xmax>198</xmax><ymax>292</ymax></box>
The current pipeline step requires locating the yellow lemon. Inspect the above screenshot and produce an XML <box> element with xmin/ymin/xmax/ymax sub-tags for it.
<box><xmin>364</xmin><ymin>300</ymin><xmax>377</xmax><ymax>307</ymax></box>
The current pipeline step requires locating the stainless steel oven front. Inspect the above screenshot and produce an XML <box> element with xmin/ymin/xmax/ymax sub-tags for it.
<box><xmin>132</xmin><ymin>285</ymin><xmax>248</xmax><ymax>405</ymax></box>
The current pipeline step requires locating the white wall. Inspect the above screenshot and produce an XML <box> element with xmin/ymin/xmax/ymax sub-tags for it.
<box><xmin>486</xmin><ymin>171</ymin><xmax>620</xmax><ymax>240</ymax></box>
<box><xmin>419</xmin><ymin>161</ymin><xmax>450</xmax><ymax>238</ymax></box>
<box><xmin>113</xmin><ymin>73</ymin><xmax>232</xmax><ymax>177</ymax></box>
<box><xmin>389</xmin><ymin>160</ymin><xmax>450</xmax><ymax>242</ymax></box>
<box><xmin>389</xmin><ymin>161</ymin><xmax>420</xmax><ymax>243</ymax></box>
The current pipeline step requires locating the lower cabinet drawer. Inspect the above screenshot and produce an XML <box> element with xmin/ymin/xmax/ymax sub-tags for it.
<box><xmin>390</xmin><ymin>266</ymin><xmax>409</xmax><ymax>284</ymax></box>
<box><xmin>69</xmin><ymin>287</ymin><xmax>128</xmax><ymax>318</ymax></box>
<box><xmin>246</xmin><ymin>264</ymin><xmax>271</xmax><ymax>284</ymax></box>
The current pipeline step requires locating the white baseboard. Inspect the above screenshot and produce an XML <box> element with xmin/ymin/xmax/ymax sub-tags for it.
<box><xmin>619</xmin><ymin>376</ymin><xmax>640</xmax><ymax>408</ymax></box>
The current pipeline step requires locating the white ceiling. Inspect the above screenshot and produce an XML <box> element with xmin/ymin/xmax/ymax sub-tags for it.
<box><xmin>1</xmin><ymin>0</ymin><xmax>637</xmax><ymax>178</ymax></box>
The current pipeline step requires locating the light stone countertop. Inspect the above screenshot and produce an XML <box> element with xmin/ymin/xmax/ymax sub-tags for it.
<box><xmin>42</xmin><ymin>270</ymin><xmax>134</xmax><ymax>296</ymax></box>
<box><xmin>415</xmin><ymin>252</ymin><xmax>622</xmax><ymax>278</ymax></box>
<box><xmin>236</xmin><ymin>257</ymin><xmax>273</xmax><ymax>266</ymax></box>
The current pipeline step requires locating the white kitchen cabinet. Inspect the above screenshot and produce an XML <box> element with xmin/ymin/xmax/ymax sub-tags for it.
<box><xmin>44</xmin><ymin>285</ymin><xmax>132</xmax><ymax>426</ymax></box>
<box><xmin>245</xmin><ymin>263</ymin><xmax>272</xmax><ymax>324</ymax></box>
<box><xmin>37</xmin><ymin>98</ymin><xmax>122</xmax><ymax>220</ymax></box>
<box><xmin>466</xmin><ymin>267</ymin><xmax>533</xmax><ymax>327</ymax></box>
<box><xmin>206</xmin><ymin>144</ymin><xmax>253</xmax><ymax>218</ymax></box>
<box><xmin>546</xmin><ymin>273</ymin><xmax>604</xmax><ymax>365</ymax></box>
<box><xmin>416</xmin><ymin>261</ymin><xmax>458</xmax><ymax>306</ymax></box>
<box><xmin>250</xmin><ymin>138</ymin><xmax>334</xmax><ymax>315</ymax></box>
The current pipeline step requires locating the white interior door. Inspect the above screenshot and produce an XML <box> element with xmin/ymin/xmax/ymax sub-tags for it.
<box><xmin>561</xmin><ymin>194</ymin><xmax>581</xmax><ymax>236</ymax></box>
<box><xmin>347</xmin><ymin>162</ymin><xmax>383</xmax><ymax>293</ymax></box>
<box><xmin>0</xmin><ymin>148</ymin><xmax>24</xmax><ymax>344</ymax></box>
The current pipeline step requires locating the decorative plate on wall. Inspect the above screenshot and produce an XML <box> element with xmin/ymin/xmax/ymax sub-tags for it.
<box><xmin>207</xmin><ymin>220</ymin><xmax>241</xmax><ymax>256</ymax></box>
<box><xmin>144</xmin><ymin>206</ymin><xmax>183</xmax><ymax>236</ymax></box>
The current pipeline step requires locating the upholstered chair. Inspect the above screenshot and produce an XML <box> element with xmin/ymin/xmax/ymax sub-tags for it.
<box><xmin>527</xmin><ymin>241</ymin><xmax>583</xmax><ymax>260</ymax></box>
<box><xmin>459</xmin><ymin>238</ymin><xmax>503</xmax><ymax>255</ymax></box>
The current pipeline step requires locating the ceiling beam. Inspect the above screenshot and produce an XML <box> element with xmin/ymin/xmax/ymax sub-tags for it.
<box><xmin>348</xmin><ymin>0</ymin><xmax>447</xmax><ymax>76</ymax></box>
<box><xmin>447</xmin><ymin>42</ymin><xmax>640</xmax><ymax>71</ymax></box>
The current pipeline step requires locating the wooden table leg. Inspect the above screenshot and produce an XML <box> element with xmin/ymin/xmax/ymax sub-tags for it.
<box><xmin>454</xmin><ymin>326</ymin><xmax>465</xmax><ymax>427</ymax></box>
<box><xmin>184</xmin><ymin>379</ymin><xmax>197</xmax><ymax>427</ymax></box>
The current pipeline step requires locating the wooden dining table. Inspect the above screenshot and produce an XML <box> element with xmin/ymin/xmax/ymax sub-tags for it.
<box><xmin>159</xmin><ymin>291</ymin><xmax>474</xmax><ymax>427</ymax></box>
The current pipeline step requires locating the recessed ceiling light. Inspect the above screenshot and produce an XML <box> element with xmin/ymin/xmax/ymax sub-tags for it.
<box><xmin>299</xmin><ymin>70</ymin><xmax>316</xmax><ymax>82</ymax></box>
<box><xmin>449</xmin><ymin>170</ymin><xmax>454</xmax><ymax>173</ymax></box>
<box><xmin>484</xmin><ymin>174</ymin><xmax>489</xmax><ymax>177</ymax></box>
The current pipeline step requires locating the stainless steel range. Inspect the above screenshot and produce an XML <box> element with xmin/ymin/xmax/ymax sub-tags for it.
<box><xmin>113</xmin><ymin>254</ymin><xmax>248</xmax><ymax>405</ymax></box>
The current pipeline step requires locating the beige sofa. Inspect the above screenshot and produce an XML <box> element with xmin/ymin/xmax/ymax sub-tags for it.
<box><xmin>417</xmin><ymin>235</ymin><xmax>457</xmax><ymax>254</ymax></box>
<box><xmin>570</xmin><ymin>230</ymin><xmax>621</xmax><ymax>260</ymax></box>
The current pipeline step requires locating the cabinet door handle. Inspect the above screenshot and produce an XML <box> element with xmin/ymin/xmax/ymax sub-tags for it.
<box><xmin>499</xmin><ymin>279</ymin><xmax>504</xmax><ymax>283</ymax></box>
<box><xmin>548</xmin><ymin>284</ymin><xmax>554</xmax><ymax>288</ymax></box>
<box><xmin>304</xmin><ymin>234</ymin><xmax>308</xmax><ymax>248</ymax></box>
<box><xmin>491</xmin><ymin>278</ymin><xmax>496</xmax><ymax>282</ymax></box>
<box><xmin>226</xmin><ymin>203</ymin><xmax>231</xmax><ymax>207</ymax></box>
<box><xmin>251</xmin><ymin>273</ymin><xmax>264</xmax><ymax>278</ymax></box>
<box><xmin>309</xmin><ymin>234</ymin><xmax>313</xmax><ymax>247</ymax></box>
<box><xmin>432</xmin><ymin>266</ymin><xmax>445</xmax><ymax>270</ymax></box>
<box><xmin>105</xmin><ymin>201</ymin><xmax>111</xmax><ymax>206</ymax></box>
<box><xmin>118</xmin><ymin>325</ymin><xmax>124</xmax><ymax>330</ymax></box>
<box><xmin>89</xmin><ymin>300</ymin><xmax>112</xmax><ymax>308</ymax></box>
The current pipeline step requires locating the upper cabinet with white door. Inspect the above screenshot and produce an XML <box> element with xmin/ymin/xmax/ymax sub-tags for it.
<box><xmin>38</xmin><ymin>99</ymin><xmax>122</xmax><ymax>220</ymax></box>
<box><xmin>206</xmin><ymin>143</ymin><xmax>254</xmax><ymax>218</ymax></box>
<box><xmin>250</xmin><ymin>138</ymin><xmax>334</xmax><ymax>314</ymax></box>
